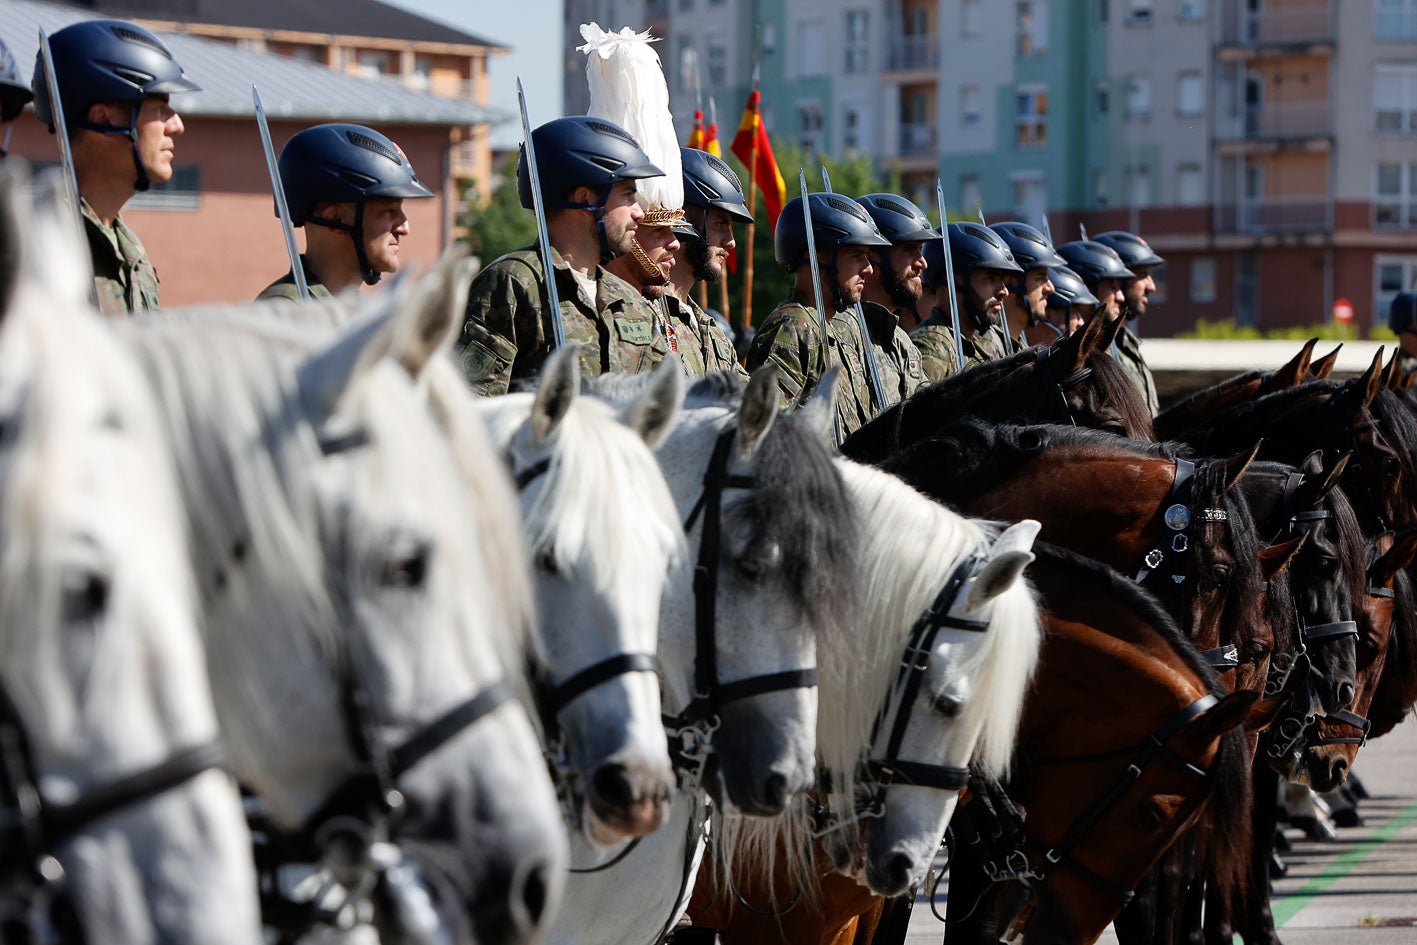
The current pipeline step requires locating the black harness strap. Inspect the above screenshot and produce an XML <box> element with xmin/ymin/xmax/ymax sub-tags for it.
<box><xmin>389</xmin><ymin>681</ymin><xmax>514</xmax><ymax>777</ymax></box>
<box><xmin>1307</xmin><ymin>709</ymin><xmax>1371</xmax><ymax>748</ymax></box>
<box><xmin>1303</xmin><ymin>621</ymin><xmax>1359</xmax><ymax>643</ymax></box>
<box><xmin>1033</xmin><ymin>346</ymin><xmax>1094</xmax><ymax>427</ymax></box>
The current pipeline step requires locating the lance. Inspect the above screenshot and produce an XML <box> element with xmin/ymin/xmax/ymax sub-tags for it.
<box><xmin>517</xmin><ymin>77</ymin><xmax>566</xmax><ymax>350</ymax></box>
<box><xmin>252</xmin><ymin>86</ymin><xmax>309</xmax><ymax>301</ymax></box>
<box><xmin>37</xmin><ymin>30</ymin><xmax>80</xmax><ymax>217</ymax></box>
<box><xmin>977</xmin><ymin>205</ymin><xmax>1016</xmax><ymax>358</ymax></box>
<box><xmin>935</xmin><ymin>179</ymin><xmax>966</xmax><ymax>372</ymax></box>
<box><xmin>819</xmin><ymin>165</ymin><xmax>887</xmax><ymax>414</ymax></box>
<box><xmin>799</xmin><ymin>170</ymin><xmax>833</xmax><ymax>366</ymax></box>
<box><xmin>1080</xmin><ymin>222</ymin><xmax>1090</xmax><ymax>240</ymax></box>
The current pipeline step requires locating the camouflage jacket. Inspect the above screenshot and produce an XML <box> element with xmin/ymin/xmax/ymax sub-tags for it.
<box><xmin>744</xmin><ymin>292</ymin><xmax>876</xmax><ymax>439</ymax></box>
<box><xmin>664</xmin><ymin>293</ymin><xmax>748</xmax><ymax>380</ymax></box>
<box><xmin>81</xmin><ymin>198</ymin><xmax>159</xmax><ymax>316</ymax></box>
<box><xmin>457</xmin><ymin>245</ymin><xmax>664</xmax><ymax>396</ymax></box>
<box><xmin>1114</xmin><ymin>321</ymin><xmax>1160</xmax><ymax>416</ymax></box>
<box><xmin>910</xmin><ymin>308</ymin><xmax>962</xmax><ymax>383</ymax></box>
<box><xmin>255</xmin><ymin>256</ymin><xmax>335</xmax><ymax>303</ymax></box>
<box><xmin>860</xmin><ymin>301</ymin><xmax>923</xmax><ymax>406</ymax></box>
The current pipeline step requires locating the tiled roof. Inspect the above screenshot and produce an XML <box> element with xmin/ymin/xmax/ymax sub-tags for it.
<box><xmin>54</xmin><ymin>0</ymin><xmax>508</xmax><ymax>50</ymax></box>
<box><xmin>0</xmin><ymin>0</ymin><xmax>510</xmax><ymax>126</ymax></box>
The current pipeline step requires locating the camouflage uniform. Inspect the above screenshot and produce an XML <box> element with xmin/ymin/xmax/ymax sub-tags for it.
<box><xmin>457</xmin><ymin>244</ymin><xmax>664</xmax><ymax>396</ymax></box>
<box><xmin>860</xmin><ymin>301</ymin><xmax>923</xmax><ymax>405</ymax></box>
<box><xmin>909</xmin><ymin>307</ymin><xmax>1011</xmax><ymax>382</ymax></box>
<box><xmin>1114</xmin><ymin>320</ymin><xmax>1160</xmax><ymax>416</ymax></box>
<box><xmin>664</xmin><ymin>293</ymin><xmax>748</xmax><ymax>380</ymax></box>
<box><xmin>744</xmin><ymin>292</ymin><xmax>875</xmax><ymax>439</ymax></box>
<box><xmin>81</xmin><ymin>197</ymin><xmax>159</xmax><ymax>316</ymax></box>
<box><xmin>255</xmin><ymin>256</ymin><xmax>335</xmax><ymax>303</ymax></box>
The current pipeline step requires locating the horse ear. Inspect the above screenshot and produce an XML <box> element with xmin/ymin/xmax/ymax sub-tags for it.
<box><xmin>1222</xmin><ymin>440</ymin><xmax>1263</xmax><ymax>493</ymax></box>
<box><xmin>1385</xmin><ymin>350</ymin><xmax>1404</xmax><ymax>391</ymax></box>
<box><xmin>1258</xmin><ymin>534</ymin><xmax>1307</xmax><ymax>581</ymax></box>
<box><xmin>298</xmin><ymin>309</ymin><xmax>397</xmax><ymax>429</ymax></box>
<box><xmin>1098</xmin><ymin>308</ymin><xmax>1127</xmax><ymax>351</ymax></box>
<box><xmin>1299</xmin><ymin>449</ymin><xmax>1323</xmax><ymax>476</ymax></box>
<box><xmin>392</xmin><ymin>247</ymin><xmax>478</xmax><ymax>382</ymax></box>
<box><xmin>738</xmin><ymin>363</ymin><xmax>781</xmax><ymax>457</ymax></box>
<box><xmin>531</xmin><ymin>345</ymin><xmax>579</xmax><ymax>444</ymax></box>
<box><xmin>1295</xmin><ymin>452</ymin><xmax>1350</xmax><ymax>509</ymax></box>
<box><xmin>966</xmin><ymin>520</ymin><xmax>1041</xmax><ymax>611</ymax></box>
<box><xmin>1188</xmin><ymin>689</ymin><xmax>1259</xmax><ymax>742</ymax></box>
<box><xmin>1352</xmin><ymin>349</ymin><xmax>1385</xmax><ymax>415</ymax></box>
<box><xmin>621</xmin><ymin>354</ymin><xmax>685</xmax><ymax>449</ymax></box>
<box><xmin>1053</xmin><ymin>307</ymin><xmax>1105</xmax><ymax>374</ymax></box>
<box><xmin>1244</xmin><ymin>693</ymin><xmax>1291</xmax><ymax>734</ymax></box>
<box><xmin>1310</xmin><ymin>344</ymin><xmax>1341</xmax><ymax>380</ymax></box>
<box><xmin>1262</xmin><ymin>339</ymin><xmax>1316</xmax><ymax>394</ymax></box>
<box><xmin>1370</xmin><ymin>531</ymin><xmax>1417</xmax><ymax>589</ymax></box>
<box><xmin>1403</xmin><ymin>370</ymin><xmax>1417</xmax><ymax>392</ymax></box>
<box><xmin>797</xmin><ymin>366</ymin><xmax>841</xmax><ymax>447</ymax></box>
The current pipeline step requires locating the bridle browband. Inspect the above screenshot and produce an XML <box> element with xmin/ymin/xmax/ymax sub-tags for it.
<box><xmin>1032</xmin><ymin>346</ymin><xmax>1094</xmax><ymax>427</ymax></box>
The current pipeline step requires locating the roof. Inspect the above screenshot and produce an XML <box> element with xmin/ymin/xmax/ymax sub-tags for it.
<box><xmin>0</xmin><ymin>0</ymin><xmax>511</xmax><ymax>126</ymax></box>
<box><xmin>52</xmin><ymin>0</ymin><xmax>508</xmax><ymax>50</ymax></box>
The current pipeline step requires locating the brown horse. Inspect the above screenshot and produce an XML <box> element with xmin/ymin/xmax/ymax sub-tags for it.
<box><xmin>1154</xmin><ymin>339</ymin><xmax>1318</xmax><ymax>443</ymax></box>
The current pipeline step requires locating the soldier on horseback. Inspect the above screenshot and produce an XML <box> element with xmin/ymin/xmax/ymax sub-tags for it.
<box><xmin>1057</xmin><ymin>237</ymin><xmax>1134</xmax><ymax>326</ymax></box>
<box><xmin>991</xmin><ymin>221</ymin><xmax>1066</xmax><ymax>347</ymax></box>
<box><xmin>0</xmin><ymin>39</ymin><xmax>32</xmax><ymax>159</ymax></box>
<box><xmin>912</xmin><ymin>222</ymin><xmax>1022</xmax><ymax>379</ymax></box>
<box><xmin>745</xmin><ymin>191</ymin><xmax>891</xmax><ymax>436</ymax></box>
<box><xmin>1043</xmin><ymin>265</ymin><xmax>1101</xmax><ymax>338</ymax></box>
<box><xmin>457</xmin><ymin>116</ymin><xmax>665</xmax><ymax>395</ymax></box>
<box><xmin>256</xmin><ymin>123</ymin><xmax>434</xmax><ymax>301</ymax></box>
<box><xmin>31</xmin><ymin>19</ymin><xmax>199</xmax><ymax>315</ymax></box>
<box><xmin>855</xmin><ymin>193</ymin><xmax>934</xmax><ymax>404</ymax></box>
<box><xmin>1094</xmin><ymin>230</ymin><xmax>1165</xmax><ymax>415</ymax></box>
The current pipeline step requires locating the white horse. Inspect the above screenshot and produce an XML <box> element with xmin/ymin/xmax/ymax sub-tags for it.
<box><xmin>719</xmin><ymin>459</ymin><xmax>1043</xmax><ymax>904</ymax></box>
<box><xmin>117</xmin><ymin>261</ymin><xmax>567</xmax><ymax>945</ymax></box>
<box><xmin>472</xmin><ymin>348</ymin><xmax>685</xmax><ymax>843</ymax></box>
<box><xmin>550</xmin><ymin>370</ymin><xmax>859</xmax><ymax>945</ymax></box>
<box><xmin>0</xmin><ymin>170</ymin><xmax>260</xmax><ymax>944</ymax></box>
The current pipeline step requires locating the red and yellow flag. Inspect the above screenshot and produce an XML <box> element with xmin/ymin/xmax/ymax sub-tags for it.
<box><xmin>731</xmin><ymin>89</ymin><xmax>786</xmax><ymax>229</ymax></box>
<box><xmin>703</xmin><ymin>113</ymin><xmax>722</xmax><ymax>158</ymax></box>
<box><xmin>686</xmin><ymin>109</ymin><xmax>705</xmax><ymax>150</ymax></box>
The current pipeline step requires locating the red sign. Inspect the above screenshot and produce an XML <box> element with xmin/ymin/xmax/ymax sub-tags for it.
<box><xmin>1333</xmin><ymin>298</ymin><xmax>1354</xmax><ymax>324</ymax></box>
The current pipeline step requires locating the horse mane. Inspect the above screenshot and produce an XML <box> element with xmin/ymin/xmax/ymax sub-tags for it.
<box><xmin>1087</xmin><ymin>347</ymin><xmax>1157</xmax><ymax>440</ymax></box>
<box><xmin>1371</xmin><ymin>557</ymin><xmax>1417</xmax><ymax>735</ymax></box>
<box><xmin>1369</xmin><ymin>388</ymin><xmax>1417</xmax><ymax>527</ymax></box>
<box><xmin>584</xmin><ymin>368</ymin><xmax>745</xmax><ymax>410</ymax></box>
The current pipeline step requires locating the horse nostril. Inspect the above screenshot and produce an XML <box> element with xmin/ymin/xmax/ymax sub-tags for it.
<box><xmin>1338</xmin><ymin>683</ymin><xmax>1356</xmax><ymax>707</ymax></box>
<box><xmin>761</xmin><ymin>773</ymin><xmax>789</xmax><ymax>810</ymax></box>
<box><xmin>1330</xmin><ymin>756</ymin><xmax>1349</xmax><ymax>783</ymax></box>
<box><xmin>589</xmin><ymin>763</ymin><xmax>636</xmax><ymax>809</ymax></box>
<box><xmin>518</xmin><ymin>859</ymin><xmax>551</xmax><ymax>926</ymax></box>
<box><xmin>885</xmin><ymin>852</ymin><xmax>912</xmax><ymax>889</ymax></box>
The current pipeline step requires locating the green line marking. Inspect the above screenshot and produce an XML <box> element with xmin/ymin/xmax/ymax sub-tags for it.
<box><xmin>1268</xmin><ymin>795</ymin><xmax>1417</xmax><ymax>929</ymax></box>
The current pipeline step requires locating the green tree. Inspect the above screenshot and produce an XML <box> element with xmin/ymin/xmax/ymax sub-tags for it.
<box><xmin>459</xmin><ymin>154</ymin><xmax>536</xmax><ymax>265</ymax></box>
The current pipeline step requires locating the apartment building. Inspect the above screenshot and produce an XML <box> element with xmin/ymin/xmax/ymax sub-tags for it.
<box><xmin>562</xmin><ymin>0</ymin><xmax>1417</xmax><ymax>334</ymax></box>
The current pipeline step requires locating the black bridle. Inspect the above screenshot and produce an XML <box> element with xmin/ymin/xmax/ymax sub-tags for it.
<box><xmin>0</xmin><ymin>683</ymin><xmax>224</xmax><ymax>944</ymax></box>
<box><xmin>1032</xmin><ymin>346</ymin><xmax>1094</xmax><ymax>427</ymax></box>
<box><xmin>813</xmin><ymin>546</ymin><xmax>989</xmax><ymax>839</ymax></box>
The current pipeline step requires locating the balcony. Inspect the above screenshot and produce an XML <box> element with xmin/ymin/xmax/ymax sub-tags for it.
<box><xmin>1219</xmin><ymin>2</ymin><xmax>1334</xmax><ymax>50</ymax></box>
<box><xmin>898</xmin><ymin>122</ymin><xmax>938</xmax><ymax>157</ymax></box>
<box><xmin>887</xmin><ymin>35</ymin><xmax>938</xmax><ymax>72</ymax></box>
<box><xmin>1216</xmin><ymin>100</ymin><xmax>1332</xmax><ymax>142</ymax></box>
<box><xmin>1216</xmin><ymin>196</ymin><xmax>1331</xmax><ymax>234</ymax></box>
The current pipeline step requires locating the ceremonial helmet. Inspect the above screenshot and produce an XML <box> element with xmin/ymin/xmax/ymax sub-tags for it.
<box><xmin>1047</xmin><ymin>265</ymin><xmax>1101</xmax><ymax>310</ymax></box>
<box><xmin>856</xmin><ymin>193</ymin><xmax>942</xmax><ymax>244</ymax></box>
<box><xmin>0</xmin><ymin>38</ymin><xmax>32</xmax><ymax>123</ymax></box>
<box><xmin>277</xmin><ymin>123</ymin><xmax>434</xmax><ymax>285</ymax></box>
<box><xmin>681</xmin><ymin>147</ymin><xmax>753</xmax><ymax>224</ymax></box>
<box><xmin>1389</xmin><ymin>292</ymin><xmax>1417</xmax><ymax>336</ymax></box>
<box><xmin>1093</xmin><ymin>230</ymin><xmax>1166</xmax><ymax>272</ymax></box>
<box><xmin>31</xmin><ymin>20</ymin><xmax>200</xmax><ymax>190</ymax></box>
<box><xmin>1056</xmin><ymin>240</ymin><xmax>1135</xmax><ymax>293</ymax></box>
<box><xmin>774</xmin><ymin>192</ymin><xmax>890</xmax><ymax>270</ymax></box>
<box><xmin>990</xmin><ymin>221</ymin><xmax>1066</xmax><ymax>271</ymax></box>
<box><xmin>516</xmin><ymin>116</ymin><xmax>662</xmax><ymax>212</ymax></box>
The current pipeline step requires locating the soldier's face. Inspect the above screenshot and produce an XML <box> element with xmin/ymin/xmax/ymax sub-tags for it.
<box><xmin>638</xmin><ymin>224</ymin><xmax>681</xmax><ymax>282</ymax></box>
<box><xmin>1071</xmin><ymin>302</ymin><xmax>1094</xmax><ymax>334</ymax></box>
<box><xmin>1025</xmin><ymin>267</ymin><xmax>1055</xmax><ymax>318</ymax></box>
<box><xmin>881</xmin><ymin>241</ymin><xmax>926</xmax><ymax>306</ymax></box>
<box><xmin>1096</xmin><ymin>277</ymin><xmax>1126</xmax><ymax>321</ymax></box>
<box><xmin>834</xmin><ymin>245</ymin><xmax>873</xmax><ymax>304</ymax></box>
<box><xmin>1126</xmin><ymin>265</ymin><xmax>1156</xmax><ymax>316</ymax></box>
<box><xmin>600</xmin><ymin>180</ymin><xmax>644</xmax><ymax>256</ymax></box>
<box><xmin>133</xmin><ymin>95</ymin><xmax>183</xmax><ymax>184</ymax></box>
<box><xmin>967</xmin><ymin>269</ymin><xmax>1009</xmax><ymax>320</ymax></box>
<box><xmin>361</xmin><ymin>198</ymin><xmax>410</xmax><ymax>274</ymax></box>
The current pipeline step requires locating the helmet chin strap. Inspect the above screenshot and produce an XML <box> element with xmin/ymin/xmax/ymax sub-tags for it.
<box><xmin>562</xmin><ymin>183</ymin><xmax>617</xmax><ymax>264</ymax></box>
<box><xmin>628</xmin><ymin>236</ymin><xmax>669</xmax><ymax>285</ymax></box>
<box><xmin>79</xmin><ymin>102</ymin><xmax>151</xmax><ymax>192</ymax></box>
<box><xmin>956</xmin><ymin>276</ymin><xmax>993</xmax><ymax>333</ymax></box>
<box><xmin>307</xmin><ymin>202</ymin><xmax>381</xmax><ymax>286</ymax></box>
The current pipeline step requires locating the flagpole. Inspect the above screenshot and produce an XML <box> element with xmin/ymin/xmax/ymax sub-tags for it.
<box><xmin>739</xmin><ymin>40</ymin><xmax>761</xmax><ymax>350</ymax></box>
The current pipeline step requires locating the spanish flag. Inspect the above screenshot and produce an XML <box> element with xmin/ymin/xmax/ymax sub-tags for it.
<box><xmin>703</xmin><ymin>97</ymin><xmax>722</xmax><ymax>158</ymax></box>
<box><xmin>686</xmin><ymin>109</ymin><xmax>705</xmax><ymax>150</ymax></box>
<box><xmin>731</xmin><ymin>89</ymin><xmax>786</xmax><ymax>228</ymax></box>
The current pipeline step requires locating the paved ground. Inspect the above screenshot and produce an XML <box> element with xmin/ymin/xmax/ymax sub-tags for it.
<box><xmin>902</xmin><ymin>715</ymin><xmax>1417</xmax><ymax>944</ymax></box>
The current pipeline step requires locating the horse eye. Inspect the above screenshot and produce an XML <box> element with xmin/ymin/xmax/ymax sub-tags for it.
<box><xmin>1137</xmin><ymin>803</ymin><xmax>1164</xmax><ymax>833</ymax></box>
<box><xmin>61</xmin><ymin>569</ymin><xmax>109</xmax><ymax>623</ymax></box>
<box><xmin>933</xmin><ymin>694</ymin><xmax>963</xmax><ymax>718</ymax></box>
<box><xmin>1244</xmin><ymin>640</ymin><xmax>1271</xmax><ymax>660</ymax></box>
<box><xmin>1208</xmin><ymin>563</ymin><xmax>1232</xmax><ymax>584</ymax></box>
<box><xmin>536</xmin><ymin>549</ymin><xmax>559</xmax><ymax>575</ymax></box>
<box><xmin>382</xmin><ymin>546</ymin><xmax>430</xmax><ymax>589</ymax></box>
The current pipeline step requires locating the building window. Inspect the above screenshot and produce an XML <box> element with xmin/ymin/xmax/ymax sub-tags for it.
<box><xmin>1377</xmin><ymin>0</ymin><xmax>1417</xmax><ymax>40</ymax></box>
<box><xmin>356</xmin><ymin>49</ymin><xmax>393</xmax><ymax>79</ymax></box>
<box><xmin>1374</xmin><ymin>65</ymin><xmax>1417</xmax><ymax>133</ymax></box>
<box><xmin>1017</xmin><ymin>1</ymin><xmax>1049</xmax><ymax>58</ymax></box>
<box><xmin>961</xmin><ymin>0</ymin><xmax>983</xmax><ymax>39</ymax></box>
<box><xmin>1015</xmin><ymin>84</ymin><xmax>1048</xmax><ymax>148</ymax></box>
<box><xmin>761</xmin><ymin>23</ymin><xmax>777</xmax><ymax>55</ymax></box>
<box><xmin>843</xmin><ymin>106</ymin><xmax>862</xmax><ymax>153</ymax></box>
<box><xmin>1178</xmin><ymin>0</ymin><xmax>1204</xmax><ymax>21</ymax></box>
<box><xmin>796</xmin><ymin>18</ymin><xmax>826</xmax><ymax>77</ymax></box>
<box><xmin>128</xmin><ymin>165</ymin><xmax>201</xmax><ymax>210</ymax></box>
<box><xmin>845</xmin><ymin>10</ymin><xmax>869</xmax><ymax>73</ymax></box>
<box><xmin>1127</xmin><ymin>0</ymin><xmax>1153</xmax><ymax>25</ymax></box>
<box><xmin>799</xmin><ymin>101</ymin><xmax>824</xmax><ymax>152</ymax></box>
<box><xmin>1126</xmin><ymin>74</ymin><xmax>1152</xmax><ymax>119</ymax></box>
<box><xmin>1129</xmin><ymin>165</ymin><xmax>1151</xmax><ymax>208</ymax></box>
<box><xmin>1093</xmin><ymin>168</ymin><xmax>1109</xmax><ymax>207</ymax></box>
<box><xmin>1010</xmin><ymin>172</ymin><xmax>1047</xmax><ymax>225</ymax></box>
<box><xmin>960</xmin><ymin>83</ymin><xmax>982</xmax><ymax>126</ymax></box>
<box><xmin>1191</xmin><ymin>257</ymin><xmax>1216</xmax><ymax>303</ymax></box>
<box><xmin>1176</xmin><ymin>163</ymin><xmax>1203</xmax><ymax>205</ymax></box>
<box><xmin>1095</xmin><ymin>78</ymin><xmax>1110</xmax><ymax>116</ymax></box>
<box><xmin>1176</xmin><ymin>71</ymin><xmax>1203</xmax><ymax>117</ymax></box>
<box><xmin>706</xmin><ymin>39</ymin><xmax>726</xmax><ymax>86</ymax></box>
<box><xmin>960</xmin><ymin>173</ymin><xmax>981</xmax><ymax>216</ymax></box>
<box><xmin>1376</xmin><ymin>162</ymin><xmax>1417</xmax><ymax>226</ymax></box>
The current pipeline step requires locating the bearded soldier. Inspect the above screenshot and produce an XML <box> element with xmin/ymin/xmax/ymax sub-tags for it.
<box><xmin>257</xmin><ymin>124</ymin><xmax>433</xmax><ymax>301</ymax></box>
<box><xmin>457</xmin><ymin>116</ymin><xmax>664</xmax><ymax>395</ymax></box>
<box><xmin>31</xmin><ymin>20</ymin><xmax>199</xmax><ymax>315</ymax></box>
<box><xmin>912</xmin><ymin>223</ymin><xmax>1023</xmax><ymax>380</ymax></box>
<box><xmin>855</xmin><ymin>193</ymin><xmax>934</xmax><ymax>404</ymax></box>
<box><xmin>991</xmin><ymin>221</ymin><xmax>1065</xmax><ymax>348</ymax></box>
<box><xmin>1094</xmin><ymin>230</ymin><xmax>1164</xmax><ymax>415</ymax></box>
<box><xmin>1057</xmin><ymin>239</ymin><xmax>1134</xmax><ymax>327</ymax></box>
<box><xmin>0</xmin><ymin>39</ymin><xmax>33</xmax><ymax>158</ymax></box>
<box><xmin>745</xmin><ymin>192</ymin><xmax>891</xmax><ymax>437</ymax></box>
<box><xmin>665</xmin><ymin>147</ymin><xmax>751</xmax><ymax>379</ymax></box>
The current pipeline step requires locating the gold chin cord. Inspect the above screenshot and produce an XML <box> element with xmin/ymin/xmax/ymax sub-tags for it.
<box><xmin>627</xmin><ymin>206</ymin><xmax>686</xmax><ymax>284</ymax></box>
